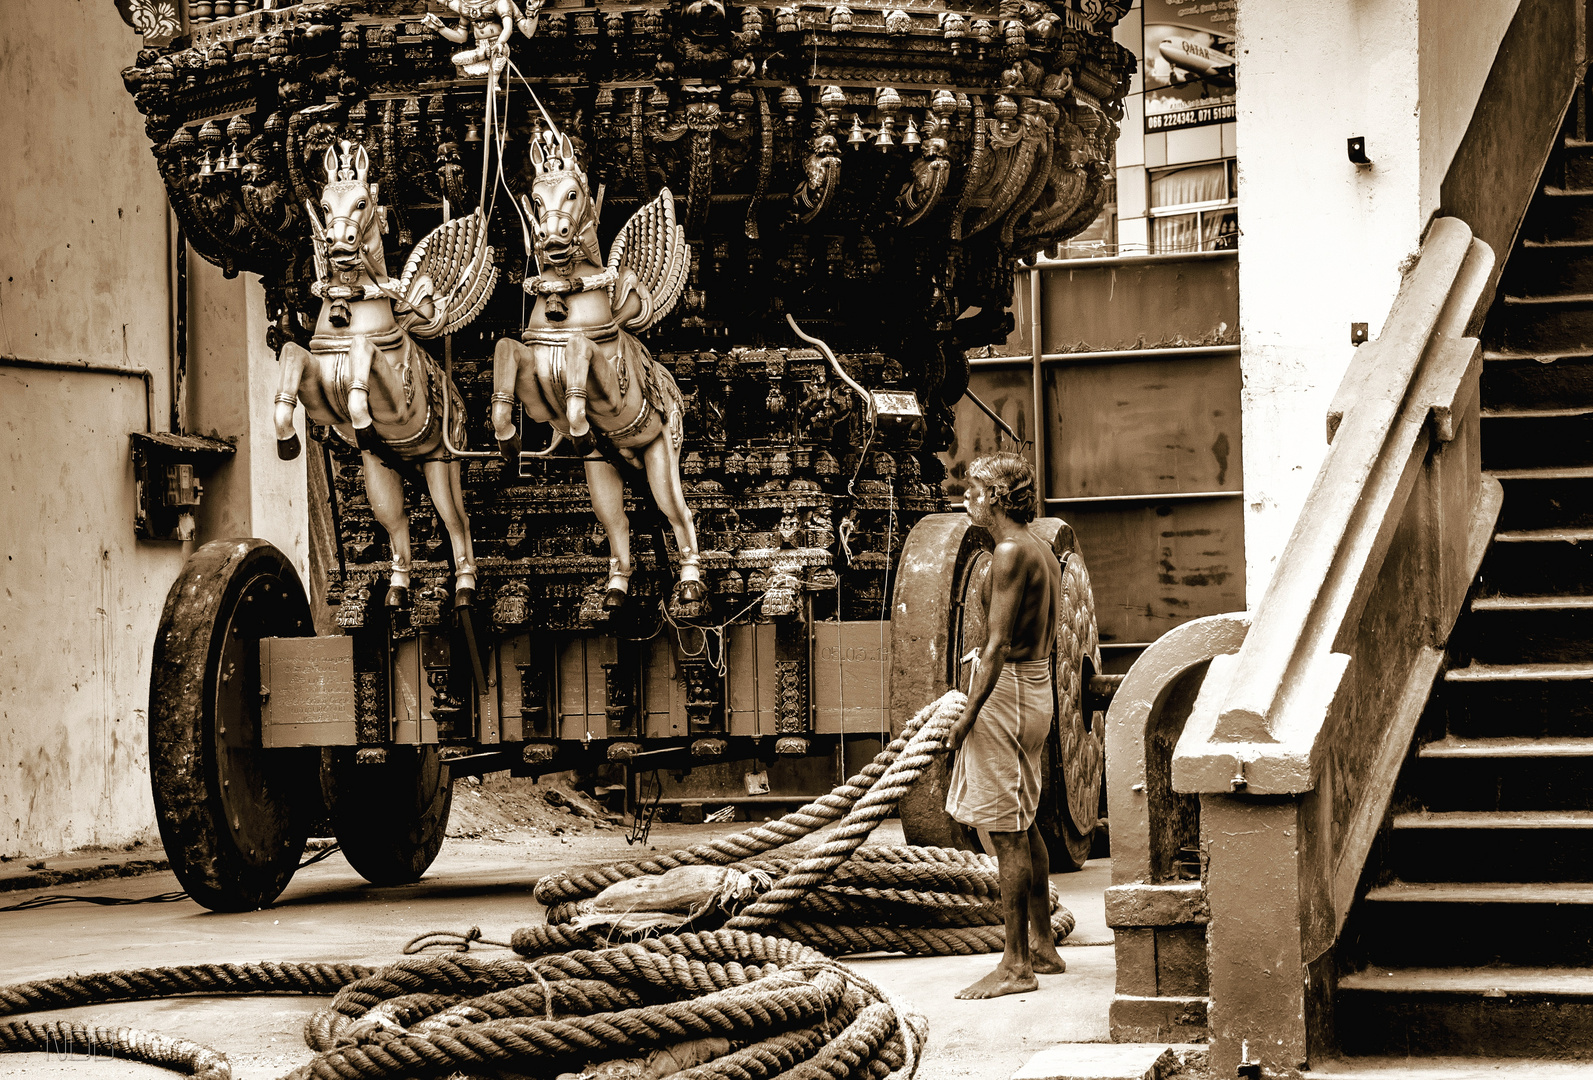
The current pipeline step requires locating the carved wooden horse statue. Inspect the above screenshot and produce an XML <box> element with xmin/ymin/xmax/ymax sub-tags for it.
<box><xmin>275</xmin><ymin>139</ymin><xmax>497</xmax><ymax>608</ymax></box>
<box><xmin>491</xmin><ymin>130</ymin><xmax>702</xmax><ymax>610</ymax></box>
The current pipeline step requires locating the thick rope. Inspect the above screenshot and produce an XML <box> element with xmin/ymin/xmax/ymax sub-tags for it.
<box><xmin>0</xmin><ymin>1019</ymin><xmax>230</xmax><ymax>1080</ymax></box>
<box><xmin>0</xmin><ymin>933</ymin><xmax>923</xmax><ymax>1080</ymax></box>
<box><xmin>0</xmin><ymin>690</ymin><xmax>1061</xmax><ymax>1079</ymax></box>
<box><xmin>526</xmin><ymin>690</ymin><xmax>1076</xmax><ymax>958</ymax></box>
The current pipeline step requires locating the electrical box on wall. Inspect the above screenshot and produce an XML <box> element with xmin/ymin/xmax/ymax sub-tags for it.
<box><xmin>130</xmin><ymin>431</ymin><xmax>236</xmax><ymax>541</ymax></box>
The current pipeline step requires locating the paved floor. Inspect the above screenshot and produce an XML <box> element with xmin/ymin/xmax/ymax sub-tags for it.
<box><xmin>0</xmin><ymin>821</ymin><xmax>1116</xmax><ymax>1080</ymax></box>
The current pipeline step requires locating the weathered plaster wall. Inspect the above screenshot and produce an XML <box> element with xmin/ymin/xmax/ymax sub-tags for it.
<box><xmin>0</xmin><ymin>3</ymin><xmax>306</xmax><ymax>856</ymax></box>
<box><xmin>1237</xmin><ymin>0</ymin><xmax>1517</xmax><ymax>598</ymax></box>
<box><xmin>1418</xmin><ymin>0</ymin><xmax>1521</xmax><ymax>222</ymax></box>
<box><xmin>0</xmin><ymin>1</ymin><xmax>180</xmax><ymax>856</ymax></box>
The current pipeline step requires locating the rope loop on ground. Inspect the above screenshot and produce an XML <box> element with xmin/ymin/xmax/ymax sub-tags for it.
<box><xmin>528</xmin><ymin>690</ymin><xmax>1076</xmax><ymax>959</ymax></box>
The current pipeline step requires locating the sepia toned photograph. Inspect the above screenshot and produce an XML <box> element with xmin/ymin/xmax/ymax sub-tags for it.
<box><xmin>0</xmin><ymin>2</ymin><xmax>1576</xmax><ymax>1078</ymax></box>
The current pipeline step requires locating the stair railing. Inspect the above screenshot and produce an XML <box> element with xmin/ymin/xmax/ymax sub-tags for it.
<box><xmin>1167</xmin><ymin>216</ymin><xmax>1501</xmax><ymax>1076</ymax></box>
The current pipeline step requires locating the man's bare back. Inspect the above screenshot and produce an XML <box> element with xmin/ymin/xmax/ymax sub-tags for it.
<box><xmin>979</xmin><ymin>530</ymin><xmax>1060</xmax><ymax>662</ymax></box>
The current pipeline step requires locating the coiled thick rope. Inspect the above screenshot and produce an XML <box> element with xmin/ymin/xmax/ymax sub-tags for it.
<box><xmin>0</xmin><ymin>932</ymin><xmax>923</xmax><ymax>1080</ymax></box>
<box><xmin>2</xmin><ymin>693</ymin><xmax>1053</xmax><ymax>1079</ymax></box>
<box><xmin>518</xmin><ymin>690</ymin><xmax>1074</xmax><ymax>959</ymax></box>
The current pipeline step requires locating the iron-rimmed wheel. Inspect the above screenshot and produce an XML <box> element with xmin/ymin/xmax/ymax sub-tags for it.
<box><xmin>149</xmin><ymin>539</ymin><xmax>319</xmax><ymax>912</ymax></box>
<box><xmin>889</xmin><ymin>513</ymin><xmax>1104</xmax><ymax>869</ymax></box>
<box><xmin>321</xmin><ymin>746</ymin><xmax>452</xmax><ymax>885</ymax></box>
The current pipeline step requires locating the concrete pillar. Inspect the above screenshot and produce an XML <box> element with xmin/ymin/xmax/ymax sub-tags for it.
<box><xmin>185</xmin><ymin>257</ymin><xmax>309</xmax><ymax>587</ymax></box>
<box><xmin>1200</xmin><ymin>793</ymin><xmax>1332</xmax><ymax>1079</ymax></box>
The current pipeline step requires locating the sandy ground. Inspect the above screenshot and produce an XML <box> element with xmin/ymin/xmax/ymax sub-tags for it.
<box><xmin>0</xmin><ymin>780</ymin><xmax>1116</xmax><ymax>1080</ymax></box>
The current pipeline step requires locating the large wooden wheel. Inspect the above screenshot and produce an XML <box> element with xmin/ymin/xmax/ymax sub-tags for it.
<box><xmin>149</xmin><ymin>539</ymin><xmax>319</xmax><ymax>912</ymax></box>
<box><xmin>889</xmin><ymin>513</ymin><xmax>1104</xmax><ymax>869</ymax></box>
<box><xmin>321</xmin><ymin>746</ymin><xmax>453</xmax><ymax>886</ymax></box>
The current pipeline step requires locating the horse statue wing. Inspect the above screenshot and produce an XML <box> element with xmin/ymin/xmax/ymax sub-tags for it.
<box><xmin>397</xmin><ymin>206</ymin><xmax>499</xmax><ymax>339</ymax></box>
<box><xmin>607</xmin><ymin>187</ymin><xmax>690</xmax><ymax>333</ymax></box>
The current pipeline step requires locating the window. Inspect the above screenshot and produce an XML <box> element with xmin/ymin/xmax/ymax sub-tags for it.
<box><xmin>1149</xmin><ymin>159</ymin><xmax>1237</xmax><ymax>254</ymax></box>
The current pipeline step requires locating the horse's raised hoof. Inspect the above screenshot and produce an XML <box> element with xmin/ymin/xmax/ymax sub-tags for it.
<box><xmin>385</xmin><ymin>585</ymin><xmax>410</xmax><ymax>609</ymax></box>
<box><xmin>276</xmin><ymin>434</ymin><xmax>302</xmax><ymax>461</ymax></box>
<box><xmin>354</xmin><ymin>425</ymin><xmax>384</xmax><ymax>453</ymax></box>
<box><xmin>603</xmin><ymin>588</ymin><xmax>629</xmax><ymax>612</ymax></box>
<box><xmin>453</xmin><ymin>587</ymin><xmax>476</xmax><ymax>610</ymax></box>
<box><xmin>497</xmin><ymin>435</ymin><xmax>522</xmax><ymax>466</ymax></box>
<box><xmin>677</xmin><ymin>580</ymin><xmax>707</xmax><ymax>603</ymax></box>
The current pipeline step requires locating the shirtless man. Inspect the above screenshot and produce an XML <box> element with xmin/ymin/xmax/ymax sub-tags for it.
<box><xmin>941</xmin><ymin>452</ymin><xmax>1068</xmax><ymax>999</ymax></box>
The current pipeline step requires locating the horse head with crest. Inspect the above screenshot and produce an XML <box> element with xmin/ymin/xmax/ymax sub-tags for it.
<box><xmin>275</xmin><ymin>138</ymin><xmax>497</xmax><ymax>609</ymax></box>
<box><xmin>492</xmin><ymin>124</ymin><xmax>703</xmax><ymax>611</ymax></box>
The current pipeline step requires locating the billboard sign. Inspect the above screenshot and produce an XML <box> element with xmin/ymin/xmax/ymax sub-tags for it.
<box><xmin>1143</xmin><ymin>0</ymin><xmax>1237</xmax><ymax>133</ymax></box>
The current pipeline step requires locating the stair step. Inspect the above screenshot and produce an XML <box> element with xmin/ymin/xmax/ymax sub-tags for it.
<box><xmin>1495</xmin><ymin>529</ymin><xmax>1593</xmax><ymax>542</ymax></box>
<box><xmin>1489</xmin><ymin>468</ymin><xmax>1593</xmax><ymax>530</ymax></box>
<box><xmin>1394</xmin><ymin>810</ymin><xmax>1593</xmax><ymax>829</ymax></box>
<box><xmin>1481</xmin><ymin>352</ymin><xmax>1593</xmax><ymax>413</ymax></box>
<box><xmin>1313</xmin><ymin>1058</ymin><xmax>1593</xmax><ymax>1079</ymax></box>
<box><xmin>1479</xmin><ymin>412</ymin><xmax>1593</xmax><ymax>470</ymax></box>
<box><xmin>1521</xmin><ymin>185</ymin><xmax>1593</xmax><ymax>246</ymax></box>
<box><xmin>1446</xmin><ymin>662</ymin><xmax>1593</xmax><ymax>682</ymax></box>
<box><xmin>1486</xmin><ymin>465</ymin><xmax>1593</xmax><ymax>481</ymax></box>
<box><xmin>1338</xmin><ymin>964</ymin><xmax>1593</xmax><ymax>1056</ymax></box>
<box><xmin>1472</xmin><ymin>595</ymin><xmax>1593</xmax><ymax>611</ymax></box>
<box><xmin>1484</xmin><ymin>348</ymin><xmax>1593</xmax><ymax>361</ymax></box>
<box><xmin>1456</xmin><ymin>603</ymin><xmax>1593</xmax><ymax>663</ymax></box>
<box><xmin>1342</xmin><ymin>966</ymin><xmax>1593</xmax><ymax>995</ymax></box>
<box><xmin>1357</xmin><ymin>884</ymin><xmax>1593</xmax><ymax>965</ymax></box>
<box><xmin>1522</xmin><ymin>238</ymin><xmax>1593</xmax><ymax>251</ymax></box>
<box><xmin>1483</xmin><ymin>405</ymin><xmax>1593</xmax><ymax>419</ymax></box>
<box><xmin>1502</xmin><ymin>292</ymin><xmax>1593</xmax><ymax>307</ymax></box>
<box><xmin>1437</xmin><ymin>666</ymin><xmax>1593</xmax><ymax>740</ymax></box>
<box><xmin>1480</xmin><ymin>534</ymin><xmax>1593</xmax><ymax>595</ymax></box>
<box><xmin>1366</xmin><ymin>881</ymin><xmax>1593</xmax><ymax>902</ymax></box>
<box><xmin>1421</xmin><ymin>736</ymin><xmax>1593</xmax><ymax>758</ymax></box>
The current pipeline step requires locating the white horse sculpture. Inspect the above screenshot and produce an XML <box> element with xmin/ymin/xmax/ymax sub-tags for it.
<box><xmin>490</xmin><ymin>130</ymin><xmax>702</xmax><ymax>611</ymax></box>
<box><xmin>274</xmin><ymin>139</ymin><xmax>497</xmax><ymax>609</ymax></box>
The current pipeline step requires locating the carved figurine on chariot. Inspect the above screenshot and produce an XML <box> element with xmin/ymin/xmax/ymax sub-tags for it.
<box><xmin>422</xmin><ymin>0</ymin><xmax>542</xmax><ymax>81</ymax></box>
<box><xmin>490</xmin><ymin>126</ymin><xmax>701</xmax><ymax>614</ymax></box>
<box><xmin>273</xmin><ymin>139</ymin><xmax>497</xmax><ymax>611</ymax></box>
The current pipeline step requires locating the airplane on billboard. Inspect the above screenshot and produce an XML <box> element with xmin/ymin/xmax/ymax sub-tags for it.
<box><xmin>1157</xmin><ymin>36</ymin><xmax>1236</xmax><ymax>82</ymax></box>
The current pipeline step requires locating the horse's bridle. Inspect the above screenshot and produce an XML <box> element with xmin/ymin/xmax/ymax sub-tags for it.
<box><xmin>530</xmin><ymin>177</ymin><xmax>590</xmax><ymax>262</ymax></box>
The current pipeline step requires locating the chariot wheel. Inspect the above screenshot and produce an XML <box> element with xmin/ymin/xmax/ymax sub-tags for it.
<box><xmin>321</xmin><ymin>746</ymin><xmax>452</xmax><ymax>885</ymax></box>
<box><xmin>149</xmin><ymin>539</ymin><xmax>319</xmax><ymax>912</ymax></box>
<box><xmin>890</xmin><ymin>513</ymin><xmax>1104</xmax><ymax>869</ymax></box>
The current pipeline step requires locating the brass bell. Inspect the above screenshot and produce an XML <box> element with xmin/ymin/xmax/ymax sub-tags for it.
<box><xmin>902</xmin><ymin>116</ymin><xmax>922</xmax><ymax>148</ymax></box>
<box><xmin>226</xmin><ymin>143</ymin><xmax>243</xmax><ymax>172</ymax></box>
<box><xmin>847</xmin><ymin>115</ymin><xmax>867</xmax><ymax>147</ymax></box>
<box><xmin>197</xmin><ymin>151</ymin><xmax>214</xmax><ymax>178</ymax></box>
<box><xmin>874</xmin><ymin>124</ymin><xmax>894</xmax><ymax>150</ymax></box>
<box><xmin>463</xmin><ymin>121</ymin><xmax>483</xmax><ymax>144</ymax></box>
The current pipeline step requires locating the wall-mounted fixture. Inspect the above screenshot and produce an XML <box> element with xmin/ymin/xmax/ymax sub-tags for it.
<box><xmin>1351</xmin><ymin>322</ymin><xmax>1370</xmax><ymax>346</ymax></box>
<box><xmin>1347</xmin><ymin>136</ymin><xmax>1371</xmax><ymax>166</ymax></box>
<box><xmin>131</xmin><ymin>431</ymin><xmax>235</xmax><ymax>540</ymax></box>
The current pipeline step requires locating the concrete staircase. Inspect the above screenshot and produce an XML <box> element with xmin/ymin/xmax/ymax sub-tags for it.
<box><xmin>1335</xmin><ymin>124</ymin><xmax>1593</xmax><ymax>1059</ymax></box>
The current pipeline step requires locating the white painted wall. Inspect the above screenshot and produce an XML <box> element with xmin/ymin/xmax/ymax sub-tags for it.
<box><xmin>1418</xmin><ymin>0</ymin><xmax>1521</xmax><ymax>221</ymax></box>
<box><xmin>0</xmin><ymin>3</ymin><xmax>306</xmax><ymax>857</ymax></box>
<box><xmin>1236</xmin><ymin>0</ymin><xmax>1516</xmax><ymax>598</ymax></box>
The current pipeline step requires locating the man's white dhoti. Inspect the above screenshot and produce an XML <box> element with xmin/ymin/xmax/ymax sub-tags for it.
<box><xmin>944</xmin><ymin>657</ymin><xmax>1053</xmax><ymax>832</ymax></box>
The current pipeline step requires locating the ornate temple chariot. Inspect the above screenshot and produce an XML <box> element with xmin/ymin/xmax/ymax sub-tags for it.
<box><xmin>121</xmin><ymin>0</ymin><xmax>1130</xmax><ymax>910</ymax></box>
